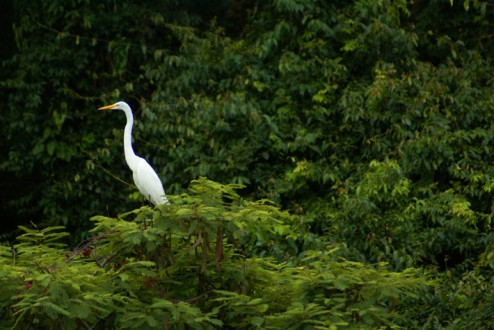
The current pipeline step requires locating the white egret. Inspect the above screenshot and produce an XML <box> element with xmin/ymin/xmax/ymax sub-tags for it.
<box><xmin>98</xmin><ymin>101</ymin><xmax>169</xmax><ymax>205</ymax></box>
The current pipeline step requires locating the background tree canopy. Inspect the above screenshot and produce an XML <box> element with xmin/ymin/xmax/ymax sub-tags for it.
<box><xmin>2</xmin><ymin>0</ymin><xmax>494</xmax><ymax>328</ymax></box>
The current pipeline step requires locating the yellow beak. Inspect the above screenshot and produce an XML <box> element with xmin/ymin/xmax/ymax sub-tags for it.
<box><xmin>98</xmin><ymin>103</ymin><xmax>117</xmax><ymax>110</ymax></box>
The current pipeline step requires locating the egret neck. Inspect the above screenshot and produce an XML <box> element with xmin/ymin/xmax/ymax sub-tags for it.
<box><xmin>121</xmin><ymin>104</ymin><xmax>139</xmax><ymax>172</ymax></box>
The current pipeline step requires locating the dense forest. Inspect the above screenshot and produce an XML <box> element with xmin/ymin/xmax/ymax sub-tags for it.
<box><xmin>2</xmin><ymin>0</ymin><xmax>494</xmax><ymax>328</ymax></box>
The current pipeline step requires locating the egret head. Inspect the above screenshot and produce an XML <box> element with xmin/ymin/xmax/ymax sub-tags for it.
<box><xmin>98</xmin><ymin>101</ymin><xmax>130</xmax><ymax>111</ymax></box>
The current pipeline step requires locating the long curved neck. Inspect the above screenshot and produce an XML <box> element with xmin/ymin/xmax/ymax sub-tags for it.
<box><xmin>122</xmin><ymin>106</ymin><xmax>138</xmax><ymax>170</ymax></box>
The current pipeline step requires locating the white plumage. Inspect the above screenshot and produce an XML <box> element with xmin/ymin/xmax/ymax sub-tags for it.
<box><xmin>98</xmin><ymin>101</ymin><xmax>168</xmax><ymax>205</ymax></box>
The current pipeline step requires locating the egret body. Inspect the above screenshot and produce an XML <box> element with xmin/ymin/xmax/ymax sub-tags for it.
<box><xmin>98</xmin><ymin>101</ymin><xmax>168</xmax><ymax>205</ymax></box>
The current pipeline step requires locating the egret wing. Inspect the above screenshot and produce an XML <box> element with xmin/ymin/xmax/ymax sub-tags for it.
<box><xmin>132</xmin><ymin>157</ymin><xmax>168</xmax><ymax>205</ymax></box>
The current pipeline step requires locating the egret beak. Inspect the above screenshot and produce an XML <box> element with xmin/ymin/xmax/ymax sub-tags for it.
<box><xmin>98</xmin><ymin>103</ymin><xmax>118</xmax><ymax>111</ymax></box>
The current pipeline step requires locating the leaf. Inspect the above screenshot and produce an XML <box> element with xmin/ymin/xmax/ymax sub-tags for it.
<box><xmin>250</xmin><ymin>316</ymin><xmax>264</xmax><ymax>327</ymax></box>
<box><xmin>150</xmin><ymin>299</ymin><xmax>174</xmax><ymax>309</ymax></box>
<box><xmin>176</xmin><ymin>208</ymin><xmax>194</xmax><ymax>218</ymax></box>
<box><xmin>43</xmin><ymin>301</ymin><xmax>71</xmax><ymax>318</ymax></box>
<box><xmin>47</xmin><ymin>141</ymin><xmax>56</xmax><ymax>156</ymax></box>
<box><xmin>35</xmin><ymin>274</ymin><xmax>51</xmax><ymax>288</ymax></box>
<box><xmin>333</xmin><ymin>276</ymin><xmax>351</xmax><ymax>291</ymax></box>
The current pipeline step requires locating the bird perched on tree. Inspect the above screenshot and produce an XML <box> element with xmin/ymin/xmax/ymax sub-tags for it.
<box><xmin>98</xmin><ymin>101</ymin><xmax>169</xmax><ymax>205</ymax></box>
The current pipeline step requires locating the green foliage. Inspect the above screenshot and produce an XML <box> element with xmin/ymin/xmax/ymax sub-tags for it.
<box><xmin>3</xmin><ymin>0</ymin><xmax>494</xmax><ymax>327</ymax></box>
<box><xmin>0</xmin><ymin>226</ymin><xmax>113</xmax><ymax>329</ymax></box>
<box><xmin>225</xmin><ymin>254</ymin><xmax>425</xmax><ymax>330</ymax></box>
<box><xmin>0</xmin><ymin>179</ymin><xmax>428</xmax><ymax>329</ymax></box>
